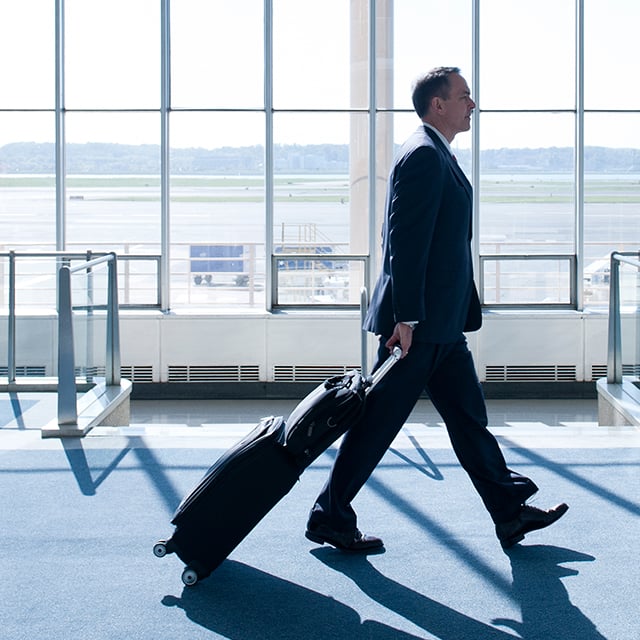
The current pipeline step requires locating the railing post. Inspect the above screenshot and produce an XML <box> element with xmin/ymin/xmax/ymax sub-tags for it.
<box><xmin>85</xmin><ymin>250</ymin><xmax>94</xmax><ymax>383</ymax></box>
<box><xmin>57</xmin><ymin>264</ymin><xmax>78</xmax><ymax>425</ymax></box>
<box><xmin>607</xmin><ymin>252</ymin><xmax>622</xmax><ymax>384</ymax></box>
<box><xmin>360</xmin><ymin>286</ymin><xmax>368</xmax><ymax>376</ymax></box>
<box><xmin>8</xmin><ymin>251</ymin><xmax>16</xmax><ymax>383</ymax></box>
<box><xmin>106</xmin><ymin>253</ymin><xmax>121</xmax><ymax>386</ymax></box>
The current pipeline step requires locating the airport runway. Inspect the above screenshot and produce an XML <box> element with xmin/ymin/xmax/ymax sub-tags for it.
<box><xmin>1</xmin><ymin>174</ymin><xmax>638</xmax><ymax>306</ymax></box>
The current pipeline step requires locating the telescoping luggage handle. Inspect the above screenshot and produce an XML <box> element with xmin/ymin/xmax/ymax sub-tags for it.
<box><xmin>365</xmin><ymin>345</ymin><xmax>402</xmax><ymax>394</ymax></box>
<box><xmin>360</xmin><ymin>287</ymin><xmax>402</xmax><ymax>394</ymax></box>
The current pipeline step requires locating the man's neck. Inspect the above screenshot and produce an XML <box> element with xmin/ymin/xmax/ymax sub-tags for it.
<box><xmin>422</xmin><ymin>118</ymin><xmax>454</xmax><ymax>143</ymax></box>
<box><xmin>422</xmin><ymin>121</ymin><xmax>454</xmax><ymax>151</ymax></box>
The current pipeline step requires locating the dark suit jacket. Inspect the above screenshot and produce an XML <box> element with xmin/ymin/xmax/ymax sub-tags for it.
<box><xmin>364</xmin><ymin>124</ymin><xmax>482</xmax><ymax>344</ymax></box>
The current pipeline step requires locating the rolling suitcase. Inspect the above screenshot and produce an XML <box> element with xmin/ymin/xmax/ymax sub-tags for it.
<box><xmin>153</xmin><ymin>415</ymin><xmax>299</xmax><ymax>586</ymax></box>
<box><xmin>153</xmin><ymin>346</ymin><xmax>402</xmax><ymax>586</ymax></box>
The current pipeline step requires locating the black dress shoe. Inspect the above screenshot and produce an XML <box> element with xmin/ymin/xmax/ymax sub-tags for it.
<box><xmin>305</xmin><ymin>523</ymin><xmax>384</xmax><ymax>552</ymax></box>
<box><xmin>496</xmin><ymin>503</ymin><xmax>569</xmax><ymax>549</ymax></box>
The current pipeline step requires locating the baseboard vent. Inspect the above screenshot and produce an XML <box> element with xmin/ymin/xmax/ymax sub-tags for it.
<box><xmin>167</xmin><ymin>365</ymin><xmax>260</xmax><ymax>383</ymax></box>
<box><xmin>71</xmin><ymin>366</ymin><xmax>154</xmax><ymax>383</ymax></box>
<box><xmin>273</xmin><ymin>364</ymin><xmax>360</xmax><ymax>383</ymax></box>
<box><xmin>623</xmin><ymin>364</ymin><xmax>640</xmax><ymax>376</ymax></box>
<box><xmin>0</xmin><ymin>365</ymin><xmax>47</xmax><ymax>377</ymax></box>
<box><xmin>121</xmin><ymin>365</ymin><xmax>154</xmax><ymax>383</ymax></box>
<box><xmin>485</xmin><ymin>365</ymin><xmax>577</xmax><ymax>382</ymax></box>
<box><xmin>75</xmin><ymin>366</ymin><xmax>106</xmax><ymax>378</ymax></box>
<box><xmin>592</xmin><ymin>364</ymin><xmax>640</xmax><ymax>380</ymax></box>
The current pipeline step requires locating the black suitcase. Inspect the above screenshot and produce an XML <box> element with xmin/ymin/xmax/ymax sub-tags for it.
<box><xmin>153</xmin><ymin>416</ymin><xmax>299</xmax><ymax>585</ymax></box>
<box><xmin>153</xmin><ymin>346</ymin><xmax>402</xmax><ymax>586</ymax></box>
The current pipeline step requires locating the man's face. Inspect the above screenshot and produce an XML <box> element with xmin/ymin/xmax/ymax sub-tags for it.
<box><xmin>436</xmin><ymin>73</ymin><xmax>476</xmax><ymax>140</ymax></box>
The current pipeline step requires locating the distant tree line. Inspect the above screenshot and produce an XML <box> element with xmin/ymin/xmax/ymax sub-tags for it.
<box><xmin>1</xmin><ymin>141</ymin><xmax>639</xmax><ymax>175</ymax></box>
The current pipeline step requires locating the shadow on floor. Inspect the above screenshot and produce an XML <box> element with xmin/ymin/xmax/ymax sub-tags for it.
<box><xmin>162</xmin><ymin>559</ymin><xmax>424</xmax><ymax>640</ymax></box>
<box><xmin>311</xmin><ymin>544</ymin><xmax>606</xmax><ymax>640</ymax></box>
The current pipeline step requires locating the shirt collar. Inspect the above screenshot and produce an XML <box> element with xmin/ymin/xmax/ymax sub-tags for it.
<box><xmin>422</xmin><ymin>122</ymin><xmax>452</xmax><ymax>155</ymax></box>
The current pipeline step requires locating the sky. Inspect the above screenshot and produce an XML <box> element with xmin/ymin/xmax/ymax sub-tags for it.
<box><xmin>1</xmin><ymin>0</ymin><xmax>639</xmax><ymax>150</ymax></box>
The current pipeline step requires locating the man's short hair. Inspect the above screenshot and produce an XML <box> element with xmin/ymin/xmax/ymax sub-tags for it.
<box><xmin>411</xmin><ymin>66</ymin><xmax>461</xmax><ymax>118</ymax></box>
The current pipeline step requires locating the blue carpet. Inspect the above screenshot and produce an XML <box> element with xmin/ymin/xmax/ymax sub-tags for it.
<box><xmin>0</xmin><ymin>442</ymin><xmax>638</xmax><ymax>639</ymax></box>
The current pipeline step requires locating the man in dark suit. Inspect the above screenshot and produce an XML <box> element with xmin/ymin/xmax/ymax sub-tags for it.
<box><xmin>305</xmin><ymin>67</ymin><xmax>568</xmax><ymax>552</ymax></box>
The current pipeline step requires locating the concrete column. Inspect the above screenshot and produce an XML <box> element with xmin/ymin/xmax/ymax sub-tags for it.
<box><xmin>350</xmin><ymin>0</ymin><xmax>394</xmax><ymax>272</ymax></box>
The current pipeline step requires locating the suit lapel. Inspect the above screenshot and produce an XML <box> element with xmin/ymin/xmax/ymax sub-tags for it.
<box><xmin>449</xmin><ymin>154</ymin><xmax>473</xmax><ymax>199</ymax></box>
<box><xmin>423</xmin><ymin>126</ymin><xmax>472</xmax><ymax>202</ymax></box>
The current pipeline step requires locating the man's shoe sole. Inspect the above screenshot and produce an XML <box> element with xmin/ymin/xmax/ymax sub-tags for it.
<box><xmin>305</xmin><ymin>530</ymin><xmax>334</xmax><ymax>545</ymax></box>
<box><xmin>305</xmin><ymin>529</ymin><xmax>384</xmax><ymax>553</ymax></box>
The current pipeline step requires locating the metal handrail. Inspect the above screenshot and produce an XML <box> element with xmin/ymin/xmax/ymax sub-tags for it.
<box><xmin>1</xmin><ymin>250</ymin><xmax>162</xmax><ymax>307</ymax></box>
<box><xmin>57</xmin><ymin>252</ymin><xmax>120</xmax><ymax>426</ymax></box>
<box><xmin>607</xmin><ymin>251</ymin><xmax>640</xmax><ymax>384</ymax></box>
<box><xmin>2</xmin><ymin>250</ymin><xmax>160</xmax><ymax>383</ymax></box>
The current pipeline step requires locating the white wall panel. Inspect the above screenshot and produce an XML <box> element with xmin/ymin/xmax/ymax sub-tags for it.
<box><xmin>265</xmin><ymin>313</ymin><xmax>362</xmax><ymax>380</ymax></box>
<box><xmin>2</xmin><ymin>317</ymin><xmax>57</xmax><ymax>375</ymax></box>
<box><xmin>583</xmin><ymin>314</ymin><xmax>609</xmax><ymax>380</ymax></box>
<box><xmin>158</xmin><ymin>314</ymin><xmax>268</xmax><ymax>382</ymax></box>
<box><xmin>479</xmin><ymin>313</ymin><xmax>582</xmax><ymax>364</ymax></box>
<box><xmin>6</xmin><ymin>312</ymin><xmax>611</xmax><ymax>384</ymax></box>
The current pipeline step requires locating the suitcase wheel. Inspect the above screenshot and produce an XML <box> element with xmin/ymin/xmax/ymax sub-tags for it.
<box><xmin>153</xmin><ymin>540</ymin><xmax>170</xmax><ymax>558</ymax></box>
<box><xmin>181</xmin><ymin>566</ymin><xmax>199</xmax><ymax>587</ymax></box>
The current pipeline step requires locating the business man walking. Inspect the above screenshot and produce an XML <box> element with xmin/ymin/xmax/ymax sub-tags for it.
<box><xmin>305</xmin><ymin>67</ymin><xmax>568</xmax><ymax>552</ymax></box>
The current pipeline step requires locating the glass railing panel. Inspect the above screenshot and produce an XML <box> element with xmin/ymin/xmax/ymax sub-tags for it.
<box><xmin>57</xmin><ymin>254</ymin><xmax>121</xmax><ymax>425</ymax></box>
<box><xmin>0</xmin><ymin>252</ymin><xmax>161</xmax><ymax>312</ymax></box>
<box><xmin>618</xmin><ymin>259</ymin><xmax>640</xmax><ymax>382</ymax></box>
<box><xmin>607</xmin><ymin>252</ymin><xmax>640</xmax><ymax>385</ymax></box>
<box><xmin>173</xmin><ymin>241</ymin><xmax>265</xmax><ymax>307</ymax></box>
<box><xmin>479</xmin><ymin>255</ymin><xmax>575</xmax><ymax>307</ymax></box>
<box><xmin>69</xmin><ymin>260</ymin><xmax>109</xmax><ymax>386</ymax></box>
<box><xmin>271</xmin><ymin>255</ymin><xmax>368</xmax><ymax>308</ymax></box>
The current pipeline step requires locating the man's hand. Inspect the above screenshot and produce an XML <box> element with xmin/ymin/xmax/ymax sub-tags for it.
<box><xmin>385</xmin><ymin>322</ymin><xmax>414</xmax><ymax>358</ymax></box>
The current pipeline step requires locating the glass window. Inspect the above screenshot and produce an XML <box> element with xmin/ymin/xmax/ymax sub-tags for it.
<box><xmin>479</xmin><ymin>0</ymin><xmax>575</xmax><ymax>110</ymax></box>
<box><xmin>585</xmin><ymin>0</ymin><xmax>640</xmax><ymax>110</ymax></box>
<box><xmin>583</xmin><ymin>113</ymin><xmax>640</xmax><ymax>307</ymax></box>
<box><xmin>64</xmin><ymin>110</ymin><xmax>163</xmax><ymax>308</ymax></box>
<box><xmin>479</xmin><ymin>112</ymin><xmax>575</xmax><ymax>258</ymax></box>
<box><xmin>6</xmin><ymin>0</ymin><xmax>640</xmax><ymax>316</ymax></box>
<box><xmin>65</xmin><ymin>0</ymin><xmax>160</xmax><ymax>109</ymax></box>
<box><xmin>387</xmin><ymin>0</ymin><xmax>471</xmax><ymax>110</ymax></box>
<box><xmin>273</xmin><ymin>112</ymin><xmax>367</xmax><ymax>305</ymax></box>
<box><xmin>0</xmin><ymin>1</ymin><xmax>54</xmax><ymax>108</ymax></box>
<box><xmin>374</xmin><ymin>111</ymin><xmax>411</xmax><ymax>243</ymax></box>
<box><xmin>0</xmin><ymin>114</ymin><xmax>58</xmax><ymax>313</ymax></box>
<box><xmin>64</xmin><ymin>112</ymin><xmax>161</xmax><ymax>257</ymax></box>
<box><xmin>0</xmin><ymin>113</ymin><xmax>56</xmax><ymax>252</ymax></box>
<box><xmin>170</xmin><ymin>0</ymin><xmax>264</xmax><ymax>109</ymax></box>
<box><xmin>170</xmin><ymin>112</ymin><xmax>265</xmax><ymax>308</ymax></box>
<box><xmin>385</xmin><ymin>111</ymin><xmax>418</xmax><ymax>147</ymax></box>
<box><xmin>273</xmin><ymin>0</ymin><xmax>353</xmax><ymax>109</ymax></box>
